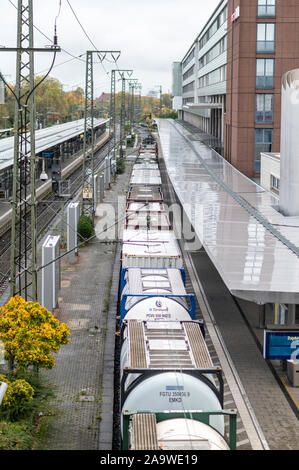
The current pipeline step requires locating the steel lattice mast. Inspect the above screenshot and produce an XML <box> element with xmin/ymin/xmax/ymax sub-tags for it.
<box><xmin>1</xmin><ymin>0</ymin><xmax>59</xmax><ymax>301</ymax></box>
<box><xmin>81</xmin><ymin>51</ymin><xmax>120</xmax><ymax>219</ymax></box>
<box><xmin>128</xmin><ymin>79</ymin><xmax>138</xmax><ymax>126</ymax></box>
<box><xmin>118</xmin><ymin>71</ymin><xmax>133</xmax><ymax>158</ymax></box>
<box><xmin>108</xmin><ymin>69</ymin><xmax>132</xmax><ymax>160</ymax></box>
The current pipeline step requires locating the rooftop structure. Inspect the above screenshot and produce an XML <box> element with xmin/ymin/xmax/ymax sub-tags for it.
<box><xmin>158</xmin><ymin>118</ymin><xmax>299</xmax><ymax>304</ymax></box>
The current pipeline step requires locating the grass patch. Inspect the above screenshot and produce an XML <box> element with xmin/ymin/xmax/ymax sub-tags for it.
<box><xmin>0</xmin><ymin>371</ymin><xmax>57</xmax><ymax>450</ymax></box>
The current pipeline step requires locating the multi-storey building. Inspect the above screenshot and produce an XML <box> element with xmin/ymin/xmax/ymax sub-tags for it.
<box><xmin>174</xmin><ymin>0</ymin><xmax>299</xmax><ymax>177</ymax></box>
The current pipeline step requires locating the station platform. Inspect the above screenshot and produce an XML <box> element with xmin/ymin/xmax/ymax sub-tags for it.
<box><xmin>0</xmin><ymin>131</ymin><xmax>110</xmax><ymax>231</ymax></box>
<box><xmin>157</xmin><ymin>119</ymin><xmax>299</xmax><ymax>450</ymax></box>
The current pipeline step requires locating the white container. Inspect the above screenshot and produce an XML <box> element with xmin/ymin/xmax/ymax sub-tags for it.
<box><xmin>130</xmin><ymin>168</ymin><xmax>161</xmax><ymax>186</ymax></box>
<box><xmin>125</xmin><ymin>211</ymin><xmax>171</xmax><ymax>230</ymax></box>
<box><xmin>122</xmin><ymin>230</ymin><xmax>183</xmax><ymax>268</ymax></box>
<box><xmin>121</xmin><ymin>267</ymin><xmax>191</xmax><ymax>322</ymax></box>
<box><xmin>123</xmin><ymin>297</ymin><xmax>191</xmax><ymax>322</ymax></box>
<box><xmin>133</xmin><ymin>163</ymin><xmax>159</xmax><ymax>170</ymax></box>
<box><xmin>156</xmin><ymin>418</ymin><xmax>230</xmax><ymax>450</ymax></box>
<box><xmin>121</xmin><ymin>372</ymin><xmax>224</xmax><ymax>436</ymax></box>
<box><xmin>126</xmin><ymin>202</ymin><xmax>165</xmax><ymax>212</ymax></box>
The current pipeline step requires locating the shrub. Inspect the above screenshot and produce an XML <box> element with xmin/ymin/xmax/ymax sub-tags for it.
<box><xmin>0</xmin><ymin>297</ymin><xmax>70</xmax><ymax>373</ymax></box>
<box><xmin>116</xmin><ymin>157</ymin><xmax>125</xmax><ymax>175</ymax></box>
<box><xmin>0</xmin><ymin>374</ymin><xmax>34</xmax><ymax>420</ymax></box>
<box><xmin>77</xmin><ymin>215</ymin><xmax>93</xmax><ymax>239</ymax></box>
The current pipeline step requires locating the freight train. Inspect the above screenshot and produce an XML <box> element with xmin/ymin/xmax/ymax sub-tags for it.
<box><xmin>116</xmin><ymin>133</ymin><xmax>237</xmax><ymax>451</ymax></box>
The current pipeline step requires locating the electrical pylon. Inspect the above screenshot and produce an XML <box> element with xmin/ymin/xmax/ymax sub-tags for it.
<box><xmin>81</xmin><ymin>51</ymin><xmax>120</xmax><ymax>219</ymax></box>
<box><xmin>0</xmin><ymin>0</ymin><xmax>59</xmax><ymax>301</ymax></box>
<box><xmin>108</xmin><ymin>69</ymin><xmax>132</xmax><ymax>160</ymax></box>
<box><xmin>128</xmin><ymin>79</ymin><xmax>138</xmax><ymax>126</ymax></box>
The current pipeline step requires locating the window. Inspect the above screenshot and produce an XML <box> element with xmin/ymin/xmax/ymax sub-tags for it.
<box><xmin>198</xmin><ymin>36</ymin><xmax>227</xmax><ymax>70</ymax></box>
<box><xmin>254</xmin><ymin>128</ymin><xmax>273</xmax><ymax>173</ymax></box>
<box><xmin>258</xmin><ymin>0</ymin><xmax>276</xmax><ymax>17</ymax></box>
<box><xmin>257</xmin><ymin>23</ymin><xmax>275</xmax><ymax>53</ymax></box>
<box><xmin>270</xmin><ymin>174</ymin><xmax>280</xmax><ymax>193</ymax></box>
<box><xmin>183</xmin><ymin>65</ymin><xmax>195</xmax><ymax>82</ymax></box>
<box><xmin>183</xmin><ymin>81</ymin><xmax>195</xmax><ymax>94</ymax></box>
<box><xmin>198</xmin><ymin>65</ymin><xmax>227</xmax><ymax>88</ymax></box>
<box><xmin>255</xmin><ymin>94</ymin><xmax>274</xmax><ymax>123</ymax></box>
<box><xmin>256</xmin><ymin>59</ymin><xmax>274</xmax><ymax>89</ymax></box>
<box><xmin>182</xmin><ymin>49</ymin><xmax>195</xmax><ymax>70</ymax></box>
<box><xmin>198</xmin><ymin>6</ymin><xmax>228</xmax><ymax>51</ymax></box>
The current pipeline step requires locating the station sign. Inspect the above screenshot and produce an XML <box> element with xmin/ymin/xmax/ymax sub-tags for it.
<box><xmin>42</xmin><ymin>151</ymin><xmax>54</xmax><ymax>159</ymax></box>
<box><xmin>83</xmin><ymin>188</ymin><xmax>93</xmax><ymax>199</ymax></box>
<box><xmin>263</xmin><ymin>331</ymin><xmax>299</xmax><ymax>360</ymax></box>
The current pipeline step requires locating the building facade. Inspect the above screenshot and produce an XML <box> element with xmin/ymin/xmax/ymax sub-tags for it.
<box><xmin>176</xmin><ymin>0</ymin><xmax>299</xmax><ymax>177</ymax></box>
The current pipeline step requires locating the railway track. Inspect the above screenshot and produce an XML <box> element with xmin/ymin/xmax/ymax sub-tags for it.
<box><xmin>0</xmin><ymin>135</ymin><xmax>118</xmax><ymax>298</ymax></box>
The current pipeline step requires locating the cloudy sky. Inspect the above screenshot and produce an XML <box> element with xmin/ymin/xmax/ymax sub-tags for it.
<box><xmin>1</xmin><ymin>0</ymin><xmax>220</xmax><ymax>97</ymax></box>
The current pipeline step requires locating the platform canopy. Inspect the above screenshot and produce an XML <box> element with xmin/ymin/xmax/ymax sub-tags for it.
<box><xmin>0</xmin><ymin>118</ymin><xmax>109</xmax><ymax>171</ymax></box>
<box><xmin>157</xmin><ymin>119</ymin><xmax>299</xmax><ymax>304</ymax></box>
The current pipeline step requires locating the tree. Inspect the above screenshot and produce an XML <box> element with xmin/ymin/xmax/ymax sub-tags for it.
<box><xmin>0</xmin><ymin>296</ymin><xmax>70</xmax><ymax>373</ymax></box>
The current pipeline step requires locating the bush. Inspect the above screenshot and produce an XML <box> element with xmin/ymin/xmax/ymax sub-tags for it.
<box><xmin>77</xmin><ymin>215</ymin><xmax>93</xmax><ymax>240</ymax></box>
<box><xmin>0</xmin><ymin>374</ymin><xmax>34</xmax><ymax>420</ymax></box>
<box><xmin>116</xmin><ymin>157</ymin><xmax>125</xmax><ymax>175</ymax></box>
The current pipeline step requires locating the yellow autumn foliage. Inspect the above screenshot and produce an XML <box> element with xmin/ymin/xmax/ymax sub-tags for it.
<box><xmin>0</xmin><ymin>296</ymin><xmax>70</xmax><ymax>371</ymax></box>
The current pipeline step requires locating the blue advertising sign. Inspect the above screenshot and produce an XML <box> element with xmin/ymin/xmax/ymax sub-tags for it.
<box><xmin>263</xmin><ymin>331</ymin><xmax>299</xmax><ymax>360</ymax></box>
<box><xmin>42</xmin><ymin>151</ymin><xmax>54</xmax><ymax>159</ymax></box>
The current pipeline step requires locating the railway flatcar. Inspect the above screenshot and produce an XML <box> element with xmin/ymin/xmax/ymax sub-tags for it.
<box><xmin>120</xmin><ymin>320</ymin><xmax>226</xmax><ymax>447</ymax></box>
<box><xmin>119</xmin><ymin>267</ymin><xmax>195</xmax><ymax>323</ymax></box>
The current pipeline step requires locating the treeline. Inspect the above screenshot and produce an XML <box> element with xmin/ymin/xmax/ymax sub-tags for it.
<box><xmin>0</xmin><ymin>76</ymin><xmax>85</xmax><ymax>129</ymax></box>
<box><xmin>0</xmin><ymin>75</ymin><xmax>176</xmax><ymax>130</ymax></box>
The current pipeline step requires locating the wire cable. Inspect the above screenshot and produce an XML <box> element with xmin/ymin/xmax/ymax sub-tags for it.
<box><xmin>65</xmin><ymin>0</ymin><xmax>111</xmax><ymax>78</ymax></box>
<box><xmin>7</xmin><ymin>0</ymin><xmax>86</xmax><ymax>64</ymax></box>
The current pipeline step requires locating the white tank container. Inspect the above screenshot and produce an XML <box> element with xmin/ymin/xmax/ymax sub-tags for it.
<box><xmin>121</xmin><ymin>373</ymin><xmax>224</xmax><ymax>436</ymax></box>
<box><xmin>280</xmin><ymin>69</ymin><xmax>299</xmax><ymax>216</ymax></box>
<box><xmin>156</xmin><ymin>418</ymin><xmax>229</xmax><ymax>450</ymax></box>
<box><xmin>122</xmin><ymin>297</ymin><xmax>191</xmax><ymax>322</ymax></box>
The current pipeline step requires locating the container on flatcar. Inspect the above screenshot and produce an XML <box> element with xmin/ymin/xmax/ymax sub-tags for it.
<box><xmin>119</xmin><ymin>267</ymin><xmax>196</xmax><ymax>323</ymax></box>
<box><xmin>122</xmin><ymin>229</ymin><xmax>183</xmax><ymax>268</ymax></box>
<box><xmin>127</xmin><ymin>185</ymin><xmax>163</xmax><ymax>203</ymax></box>
<box><xmin>120</xmin><ymin>320</ymin><xmax>224</xmax><ymax>437</ymax></box>
<box><xmin>124</xmin><ymin>210</ymin><xmax>171</xmax><ymax>231</ymax></box>
<box><xmin>124</xmin><ymin>415</ymin><xmax>231</xmax><ymax>451</ymax></box>
<box><xmin>130</xmin><ymin>168</ymin><xmax>161</xmax><ymax>186</ymax></box>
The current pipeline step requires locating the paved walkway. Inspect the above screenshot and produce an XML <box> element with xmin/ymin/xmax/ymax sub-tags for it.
<box><xmin>38</xmin><ymin>157</ymin><xmax>134</xmax><ymax>450</ymax></box>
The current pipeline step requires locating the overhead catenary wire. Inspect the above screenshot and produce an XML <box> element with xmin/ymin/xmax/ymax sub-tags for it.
<box><xmin>65</xmin><ymin>0</ymin><xmax>112</xmax><ymax>79</ymax></box>
<box><xmin>7</xmin><ymin>0</ymin><xmax>85</xmax><ymax>63</ymax></box>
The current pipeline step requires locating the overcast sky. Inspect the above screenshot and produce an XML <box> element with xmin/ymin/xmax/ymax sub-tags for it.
<box><xmin>1</xmin><ymin>0</ymin><xmax>220</xmax><ymax>97</ymax></box>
